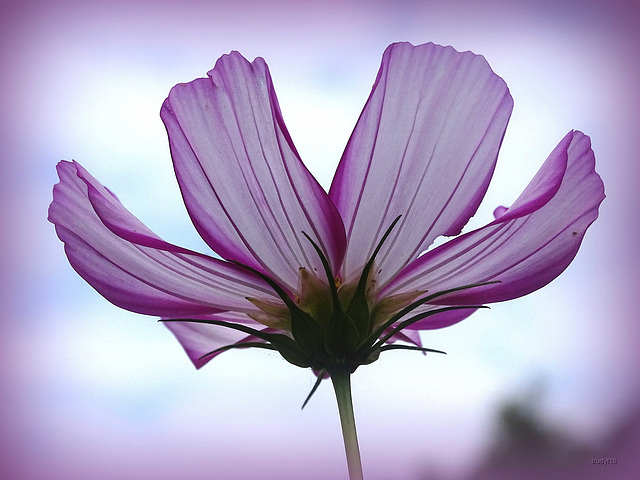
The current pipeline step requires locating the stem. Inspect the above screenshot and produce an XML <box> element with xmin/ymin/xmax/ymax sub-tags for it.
<box><xmin>330</xmin><ymin>369</ymin><xmax>364</xmax><ymax>480</ymax></box>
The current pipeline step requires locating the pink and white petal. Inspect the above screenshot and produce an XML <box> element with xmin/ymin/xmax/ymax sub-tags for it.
<box><xmin>329</xmin><ymin>42</ymin><xmax>513</xmax><ymax>286</ymax></box>
<box><xmin>49</xmin><ymin>161</ymin><xmax>279</xmax><ymax>317</ymax></box>
<box><xmin>403</xmin><ymin>305</ymin><xmax>478</xmax><ymax>331</ymax></box>
<box><xmin>385</xmin><ymin>328</ymin><xmax>423</xmax><ymax>347</ymax></box>
<box><xmin>164</xmin><ymin>314</ymin><xmax>276</xmax><ymax>369</ymax></box>
<box><xmin>161</xmin><ymin>52</ymin><xmax>346</xmax><ymax>292</ymax></box>
<box><xmin>382</xmin><ymin>131</ymin><xmax>605</xmax><ymax>305</ymax></box>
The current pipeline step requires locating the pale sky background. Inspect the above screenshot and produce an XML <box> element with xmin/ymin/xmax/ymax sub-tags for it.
<box><xmin>1</xmin><ymin>0</ymin><xmax>639</xmax><ymax>479</ymax></box>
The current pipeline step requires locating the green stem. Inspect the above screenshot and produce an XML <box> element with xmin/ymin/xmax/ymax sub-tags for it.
<box><xmin>330</xmin><ymin>369</ymin><xmax>364</xmax><ymax>480</ymax></box>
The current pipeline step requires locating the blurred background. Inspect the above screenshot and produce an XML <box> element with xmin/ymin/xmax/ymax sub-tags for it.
<box><xmin>1</xmin><ymin>0</ymin><xmax>638</xmax><ymax>478</ymax></box>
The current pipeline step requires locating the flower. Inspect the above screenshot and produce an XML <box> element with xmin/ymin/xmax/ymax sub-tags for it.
<box><xmin>48</xmin><ymin>42</ymin><xmax>604</xmax><ymax>378</ymax></box>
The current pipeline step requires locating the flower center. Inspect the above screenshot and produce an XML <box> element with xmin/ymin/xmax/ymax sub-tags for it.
<box><xmin>168</xmin><ymin>215</ymin><xmax>488</xmax><ymax>388</ymax></box>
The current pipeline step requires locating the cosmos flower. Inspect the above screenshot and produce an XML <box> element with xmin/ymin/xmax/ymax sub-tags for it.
<box><xmin>49</xmin><ymin>41</ymin><xmax>604</xmax><ymax>479</ymax></box>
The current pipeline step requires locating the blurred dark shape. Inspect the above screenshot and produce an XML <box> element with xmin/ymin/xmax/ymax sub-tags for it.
<box><xmin>472</xmin><ymin>395</ymin><xmax>593</xmax><ymax>478</ymax></box>
<box><xmin>423</xmin><ymin>385</ymin><xmax>640</xmax><ymax>480</ymax></box>
<box><xmin>470</xmin><ymin>390</ymin><xmax>639</xmax><ymax>480</ymax></box>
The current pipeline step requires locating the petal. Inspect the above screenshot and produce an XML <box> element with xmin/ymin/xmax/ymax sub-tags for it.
<box><xmin>161</xmin><ymin>52</ymin><xmax>346</xmax><ymax>292</ymax></box>
<box><xmin>403</xmin><ymin>305</ymin><xmax>478</xmax><ymax>331</ymax></box>
<box><xmin>330</xmin><ymin>42</ymin><xmax>513</xmax><ymax>285</ymax></box>
<box><xmin>382</xmin><ymin>131</ymin><xmax>605</xmax><ymax>305</ymax></box>
<box><xmin>48</xmin><ymin>161</ymin><xmax>279</xmax><ymax>317</ymax></box>
<box><xmin>386</xmin><ymin>328</ymin><xmax>423</xmax><ymax>347</ymax></box>
<box><xmin>164</xmin><ymin>313</ymin><xmax>274</xmax><ymax>369</ymax></box>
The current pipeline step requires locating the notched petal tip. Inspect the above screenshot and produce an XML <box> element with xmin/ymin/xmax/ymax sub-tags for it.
<box><xmin>206</xmin><ymin>50</ymin><xmax>268</xmax><ymax>78</ymax></box>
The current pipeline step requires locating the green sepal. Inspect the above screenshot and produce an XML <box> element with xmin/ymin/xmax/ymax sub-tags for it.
<box><xmin>297</xmin><ymin>268</ymin><xmax>333</xmax><ymax>328</ymax></box>
<box><xmin>372</xmin><ymin>305</ymin><xmax>488</xmax><ymax>349</ymax></box>
<box><xmin>301</xmin><ymin>232</ymin><xmax>360</xmax><ymax>358</ymax></box>
<box><xmin>161</xmin><ymin>318</ymin><xmax>312</xmax><ymax>368</ymax></box>
<box><xmin>228</xmin><ymin>261</ymin><xmax>297</xmax><ymax>311</ymax></box>
<box><xmin>301</xmin><ymin>370</ymin><xmax>326</xmax><ymax>410</ymax></box>
<box><xmin>229</xmin><ymin>260</ymin><xmax>327</xmax><ymax>361</ymax></box>
<box><xmin>346</xmin><ymin>215</ymin><xmax>402</xmax><ymax>338</ymax></box>
<box><xmin>358</xmin><ymin>281</ymin><xmax>500</xmax><ymax>353</ymax></box>
<box><xmin>324</xmin><ymin>309</ymin><xmax>360</xmax><ymax>361</ymax></box>
<box><xmin>361</xmin><ymin>347</ymin><xmax>380</xmax><ymax>365</ymax></box>
<box><xmin>290</xmin><ymin>307</ymin><xmax>328</xmax><ymax>361</ymax></box>
<box><xmin>300</xmin><ymin>232</ymin><xmax>341</xmax><ymax>313</ymax></box>
<box><xmin>199</xmin><ymin>342</ymin><xmax>278</xmax><ymax>360</ymax></box>
<box><xmin>378</xmin><ymin>344</ymin><xmax>447</xmax><ymax>354</ymax></box>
